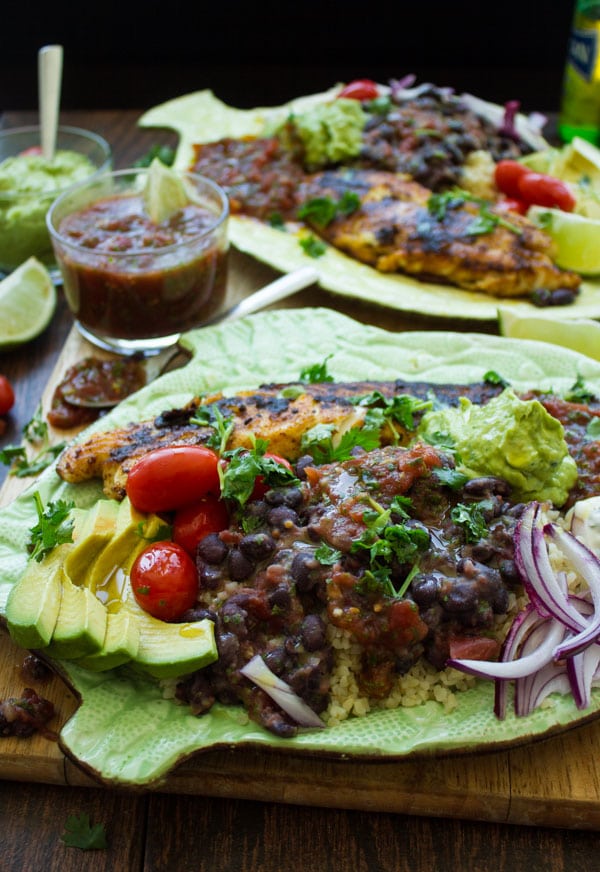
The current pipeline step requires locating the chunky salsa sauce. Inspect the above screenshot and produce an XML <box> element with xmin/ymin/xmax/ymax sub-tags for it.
<box><xmin>55</xmin><ymin>194</ymin><xmax>228</xmax><ymax>342</ymax></box>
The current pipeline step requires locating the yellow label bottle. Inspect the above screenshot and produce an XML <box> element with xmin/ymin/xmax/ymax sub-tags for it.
<box><xmin>558</xmin><ymin>0</ymin><xmax>600</xmax><ymax>143</ymax></box>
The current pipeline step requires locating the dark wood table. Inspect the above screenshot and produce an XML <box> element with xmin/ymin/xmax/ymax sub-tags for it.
<box><xmin>1</xmin><ymin>109</ymin><xmax>600</xmax><ymax>872</ymax></box>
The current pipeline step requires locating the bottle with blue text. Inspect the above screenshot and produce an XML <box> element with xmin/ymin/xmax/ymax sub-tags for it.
<box><xmin>558</xmin><ymin>0</ymin><xmax>600</xmax><ymax>144</ymax></box>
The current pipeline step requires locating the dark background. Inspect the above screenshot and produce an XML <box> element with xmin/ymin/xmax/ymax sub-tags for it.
<box><xmin>1</xmin><ymin>1</ymin><xmax>575</xmax><ymax>113</ymax></box>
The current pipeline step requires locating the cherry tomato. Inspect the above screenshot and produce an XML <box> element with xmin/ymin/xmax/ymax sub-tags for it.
<box><xmin>0</xmin><ymin>375</ymin><xmax>15</xmax><ymax>416</ymax></box>
<box><xmin>19</xmin><ymin>146</ymin><xmax>42</xmax><ymax>157</ymax></box>
<box><xmin>517</xmin><ymin>172</ymin><xmax>576</xmax><ymax>212</ymax></box>
<box><xmin>126</xmin><ymin>445</ymin><xmax>220</xmax><ymax>513</ymax></box>
<box><xmin>448</xmin><ymin>635</ymin><xmax>500</xmax><ymax>661</ymax></box>
<box><xmin>337</xmin><ymin>79</ymin><xmax>379</xmax><ymax>101</ymax></box>
<box><xmin>173</xmin><ymin>494</ymin><xmax>230</xmax><ymax>557</ymax></box>
<box><xmin>496</xmin><ymin>196</ymin><xmax>529</xmax><ymax>215</ymax></box>
<box><xmin>251</xmin><ymin>453</ymin><xmax>294</xmax><ymax>500</ymax></box>
<box><xmin>494</xmin><ymin>160</ymin><xmax>530</xmax><ymax>199</ymax></box>
<box><xmin>130</xmin><ymin>540</ymin><xmax>198</xmax><ymax>621</ymax></box>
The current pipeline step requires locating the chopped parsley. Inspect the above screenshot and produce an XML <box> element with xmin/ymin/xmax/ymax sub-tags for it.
<box><xmin>27</xmin><ymin>492</ymin><xmax>75</xmax><ymax>562</ymax></box>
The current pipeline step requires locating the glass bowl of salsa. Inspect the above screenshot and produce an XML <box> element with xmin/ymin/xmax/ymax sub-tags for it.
<box><xmin>0</xmin><ymin>125</ymin><xmax>112</xmax><ymax>274</ymax></box>
<box><xmin>47</xmin><ymin>167</ymin><xmax>230</xmax><ymax>354</ymax></box>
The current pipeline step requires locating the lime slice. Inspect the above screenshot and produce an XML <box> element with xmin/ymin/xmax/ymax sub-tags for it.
<box><xmin>0</xmin><ymin>257</ymin><xmax>56</xmax><ymax>349</ymax></box>
<box><xmin>528</xmin><ymin>205</ymin><xmax>600</xmax><ymax>275</ymax></box>
<box><xmin>498</xmin><ymin>306</ymin><xmax>600</xmax><ymax>361</ymax></box>
<box><xmin>143</xmin><ymin>157</ymin><xmax>189</xmax><ymax>223</ymax></box>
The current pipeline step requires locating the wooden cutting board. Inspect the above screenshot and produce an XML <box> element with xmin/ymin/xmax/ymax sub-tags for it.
<box><xmin>2</xmin><ymin>285</ymin><xmax>600</xmax><ymax>829</ymax></box>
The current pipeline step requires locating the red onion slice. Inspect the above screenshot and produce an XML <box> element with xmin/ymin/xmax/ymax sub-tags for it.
<box><xmin>240</xmin><ymin>655</ymin><xmax>325</xmax><ymax>729</ymax></box>
<box><xmin>545</xmin><ymin>524</ymin><xmax>600</xmax><ymax>658</ymax></box>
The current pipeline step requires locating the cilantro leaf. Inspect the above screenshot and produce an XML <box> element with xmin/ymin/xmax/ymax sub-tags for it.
<box><xmin>450</xmin><ymin>500</ymin><xmax>493</xmax><ymax>543</ymax></box>
<box><xmin>299</xmin><ymin>234</ymin><xmax>327</xmax><ymax>258</ymax></box>
<box><xmin>220</xmin><ymin>439</ymin><xmax>298</xmax><ymax>506</ymax></box>
<box><xmin>483</xmin><ymin>370</ymin><xmax>510</xmax><ymax>388</ymax></box>
<box><xmin>60</xmin><ymin>813</ymin><xmax>107</xmax><ymax>850</ymax></box>
<box><xmin>299</xmin><ymin>354</ymin><xmax>334</xmax><ymax>383</ymax></box>
<box><xmin>190</xmin><ymin>404</ymin><xmax>234</xmax><ymax>454</ymax></box>
<box><xmin>1</xmin><ymin>407</ymin><xmax>66</xmax><ymax>478</ymax></box>
<box><xmin>300</xmin><ymin>421</ymin><xmax>380</xmax><ymax>464</ymax></box>
<box><xmin>298</xmin><ymin>191</ymin><xmax>360</xmax><ymax>228</ymax></box>
<box><xmin>314</xmin><ymin>542</ymin><xmax>342</xmax><ymax>565</ymax></box>
<box><xmin>133</xmin><ymin>144</ymin><xmax>175</xmax><ymax>167</ymax></box>
<box><xmin>585</xmin><ymin>418</ymin><xmax>600</xmax><ymax>441</ymax></box>
<box><xmin>28</xmin><ymin>493</ymin><xmax>75</xmax><ymax>562</ymax></box>
<box><xmin>565</xmin><ymin>374</ymin><xmax>596</xmax><ymax>404</ymax></box>
<box><xmin>433</xmin><ymin>467</ymin><xmax>469</xmax><ymax>490</ymax></box>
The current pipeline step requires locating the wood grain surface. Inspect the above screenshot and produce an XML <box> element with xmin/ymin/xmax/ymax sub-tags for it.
<box><xmin>1</xmin><ymin>108</ymin><xmax>600</xmax><ymax>872</ymax></box>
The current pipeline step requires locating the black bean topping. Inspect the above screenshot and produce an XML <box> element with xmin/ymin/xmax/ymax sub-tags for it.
<box><xmin>197</xmin><ymin>533</ymin><xmax>228</xmax><ymax>565</ymax></box>
<box><xmin>239</xmin><ymin>532</ymin><xmax>276</xmax><ymax>561</ymax></box>
<box><xmin>227</xmin><ymin>548</ymin><xmax>254</xmax><ymax>581</ymax></box>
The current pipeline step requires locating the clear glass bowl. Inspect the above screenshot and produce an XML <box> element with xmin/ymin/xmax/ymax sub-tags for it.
<box><xmin>47</xmin><ymin>167</ymin><xmax>230</xmax><ymax>354</ymax></box>
<box><xmin>0</xmin><ymin>125</ymin><xmax>112</xmax><ymax>274</ymax></box>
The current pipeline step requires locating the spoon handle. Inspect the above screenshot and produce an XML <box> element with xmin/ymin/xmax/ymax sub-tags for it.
<box><xmin>38</xmin><ymin>45</ymin><xmax>63</xmax><ymax>161</ymax></box>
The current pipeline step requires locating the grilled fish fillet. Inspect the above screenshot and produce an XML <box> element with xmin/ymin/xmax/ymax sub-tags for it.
<box><xmin>56</xmin><ymin>380</ymin><xmax>502</xmax><ymax>501</ymax></box>
<box><xmin>299</xmin><ymin>169</ymin><xmax>581</xmax><ymax>298</ymax></box>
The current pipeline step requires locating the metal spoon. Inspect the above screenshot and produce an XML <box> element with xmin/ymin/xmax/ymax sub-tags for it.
<box><xmin>38</xmin><ymin>45</ymin><xmax>63</xmax><ymax>161</ymax></box>
<box><xmin>66</xmin><ymin>265</ymin><xmax>319</xmax><ymax>408</ymax></box>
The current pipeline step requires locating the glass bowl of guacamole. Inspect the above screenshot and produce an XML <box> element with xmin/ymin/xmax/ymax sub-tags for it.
<box><xmin>0</xmin><ymin>125</ymin><xmax>112</xmax><ymax>274</ymax></box>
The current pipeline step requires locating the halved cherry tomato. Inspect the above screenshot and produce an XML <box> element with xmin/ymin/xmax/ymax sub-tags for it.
<box><xmin>337</xmin><ymin>79</ymin><xmax>379</xmax><ymax>101</ymax></box>
<box><xmin>0</xmin><ymin>375</ymin><xmax>15</xmax><ymax>416</ymax></box>
<box><xmin>448</xmin><ymin>635</ymin><xmax>500</xmax><ymax>661</ymax></box>
<box><xmin>494</xmin><ymin>160</ymin><xmax>530</xmax><ymax>199</ymax></box>
<box><xmin>251</xmin><ymin>453</ymin><xmax>294</xmax><ymax>500</ymax></box>
<box><xmin>126</xmin><ymin>445</ymin><xmax>220</xmax><ymax>513</ymax></box>
<box><xmin>494</xmin><ymin>159</ymin><xmax>576</xmax><ymax>212</ymax></box>
<box><xmin>130</xmin><ymin>540</ymin><xmax>198</xmax><ymax>621</ymax></box>
<box><xmin>496</xmin><ymin>196</ymin><xmax>529</xmax><ymax>215</ymax></box>
<box><xmin>173</xmin><ymin>494</ymin><xmax>230</xmax><ymax>557</ymax></box>
<box><xmin>517</xmin><ymin>172</ymin><xmax>576</xmax><ymax>212</ymax></box>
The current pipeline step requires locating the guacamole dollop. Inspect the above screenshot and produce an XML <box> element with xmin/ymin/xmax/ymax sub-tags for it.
<box><xmin>0</xmin><ymin>150</ymin><xmax>97</xmax><ymax>271</ymax></box>
<box><xmin>280</xmin><ymin>98</ymin><xmax>366</xmax><ymax>170</ymax></box>
<box><xmin>417</xmin><ymin>388</ymin><xmax>578</xmax><ymax>507</ymax></box>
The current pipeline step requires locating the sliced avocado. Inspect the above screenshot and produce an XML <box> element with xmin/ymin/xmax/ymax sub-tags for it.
<box><xmin>5</xmin><ymin>544</ymin><xmax>67</xmax><ymax>649</ymax></box>
<box><xmin>64</xmin><ymin>499</ymin><xmax>120</xmax><ymax>583</ymax></box>
<box><xmin>125</xmin><ymin>596</ymin><xmax>217</xmax><ymax>680</ymax></box>
<box><xmin>75</xmin><ymin>609</ymin><xmax>141</xmax><ymax>672</ymax></box>
<box><xmin>86</xmin><ymin>497</ymin><xmax>167</xmax><ymax>601</ymax></box>
<box><xmin>45</xmin><ymin>575</ymin><xmax>108</xmax><ymax>660</ymax></box>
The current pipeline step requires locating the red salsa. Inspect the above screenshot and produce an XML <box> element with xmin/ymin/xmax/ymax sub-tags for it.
<box><xmin>55</xmin><ymin>194</ymin><xmax>228</xmax><ymax>343</ymax></box>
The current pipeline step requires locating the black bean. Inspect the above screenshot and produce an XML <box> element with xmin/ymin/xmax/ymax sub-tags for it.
<box><xmin>410</xmin><ymin>574</ymin><xmax>439</xmax><ymax>607</ymax></box>
<box><xmin>179</xmin><ymin>607</ymin><xmax>216</xmax><ymax>624</ymax></box>
<box><xmin>263</xmin><ymin>645</ymin><xmax>290</xmax><ymax>675</ymax></box>
<box><xmin>295</xmin><ymin>455</ymin><xmax>315</xmax><ymax>479</ymax></box>
<box><xmin>463</xmin><ymin>476</ymin><xmax>511</xmax><ymax>497</ymax></box>
<box><xmin>268</xmin><ymin>584</ymin><xmax>292</xmax><ymax>611</ymax></box>
<box><xmin>267</xmin><ymin>505</ymin><xmax>299</xmax><ymax>529</ymax></box>
<box><xmin>197</xmin><ymin>533</ymin><xmax>228</xmax><ymax>564</ymax></box>
<box><xmin>239</xmin><ymin>532</ymin><xmax>276</xmax><ymax>560</ymax></box>
<box><xmin>215</xmin><ymin>631</ymin><xmax>239</xmax><ymax>665</ymax></box>
<box><xmin>198</xmin><ymin>563</ymin><xmax>223</xmax><ymax>590</ymax></box>
<box><xmin>265</xmin><ymin>486</ymin><xmax>303</xmax><ymax>508</ymax></box>
<box><xmin>300</xmin><ymin>614</ymin><xmax>326</xmax><ymax>651</ymax></box>
<box><xmin>291</xmin><ymin>551</ymin><xmax>319</xmax><ymax>591</ymax></box>
<box><xmin>227</xmin><ymin>548</ymin><xmax>254</xmax><ymax>581</ymax></box>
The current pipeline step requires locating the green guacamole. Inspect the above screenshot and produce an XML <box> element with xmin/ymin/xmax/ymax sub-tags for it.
<box><xmin>0</xmin><ymin>150</ymin><xmax>97</xmax><ymax>271</ymax></box>
<box><xmin>279</xmin><ymin>98</ymin><xmax>366</xmax><ymax>170</ymax></box>
<box><xmin>417</xmin><ymin>388</ymin><xmax>578</xmax><ymax>507</ymax></box>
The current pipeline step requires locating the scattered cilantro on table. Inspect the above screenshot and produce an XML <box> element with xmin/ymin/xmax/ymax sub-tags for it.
<box><xmin>0</xmin><ymin>406</ymin><xmax>66</xmax><ymax>478</ymax></box>
<box><xmin>60</xmin><ymin>813</ymin><xmax>107</xmax><ymax>850</ymax></box>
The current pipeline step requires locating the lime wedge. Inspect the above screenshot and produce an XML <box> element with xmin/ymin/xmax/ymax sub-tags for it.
<box><xmin>498</xmin><ymin>306</ymin><xmax>600</xmax><ymax>361</ymax></box>
<box><xmin>143</xmin><ymin>157</ymin><xmax>189</xmax><ymax>223</ymax></box>
<box><xmin>0</xmin><ymin>257</ymin><xmax>56</xmax><ymax>349</ymax></box>
<box><xmin>528</xmin><ymin>205</ymin><xmax>600</xmax><ymax>275</ymax></box>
